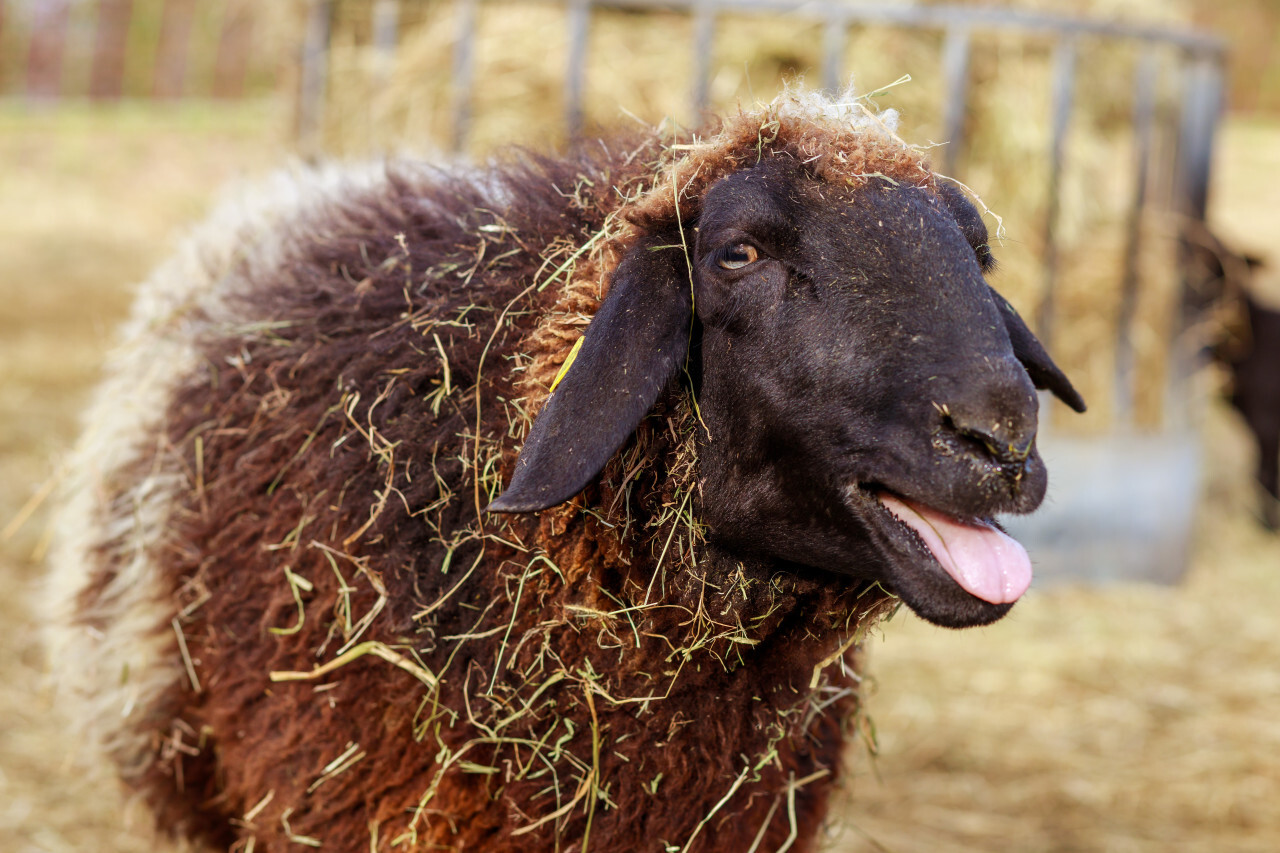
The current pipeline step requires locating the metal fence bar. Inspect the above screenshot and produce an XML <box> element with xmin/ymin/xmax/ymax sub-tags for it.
<box><xmin>1036</xmin><ymin>34</ymin><xmax>1078</xmax><ymax>352</ymax></box>
<box><xmin>450</xmin><ymin>0</ymin><xmax>479</xmax><ymax>152</ymax></box>
<box><xmin>379</xmin><ymin>0</ymin><xmax>1225</xmax><ymax>173</ymax></box>
<box><xmin>938</xmin><ymin>24</ymin><xmax>971</xmax><ymax>177</ymax></box>
<box><xmin>372</xmin><ymin>0</ymin><xmax>400</xmax><ymax>67</ymax></box>
<box><xmin>589</xmin><ymin>0</ymin><xmax>1227</xmax><ymax>55</ymax></box>
<box><xmin>24</xmin><ymin>0</ymin><xmax>71</xmax><ymax>99</ymax></box>
<box><xmin>820</xmin><ymin>15</ymin><xmax>844</xmax><ymax>92</ymax></box>
<box><xmin>430</xmin><ymin>1</ymin><xmax>1226</xmax><ymax>155</ymax></box>
<box><xmin>691</xmin><ymin>0</ymin><xmax>715</xmax><ymax>119</ymax></box>
<box><xmin>212</xmin><ymin>1</ymin><xmax>254</xmax><ymax>98</ymax></box>
<box><xmin>370</xmin><ymin>0</ymin><xmax>400</xmax><ymax>125</ymax></box>
<box><xmin>565</xmin><ymin>0</ymin><xmax>591</xmax><ymax>136</ymax></box>
<box><xmin>153</xmin><ymin>0</ymin><xmax>197</xmax><ymax>99</ymax></box>
<box><xmin>89</xmin><ymin>0</ymin><xmax>133</xmax><ymax>99</ymax></box>
<box><xmin>0</xmin><ymin>2</ymin><xmax>7</xmax><ymax>92</ymax></box>
<box><xmin>1113</xmin><ymin>46</ymin><xmax>1160</xmax><ymax>426</ymax></box>
<box><xmin>298</xmin><ymin>0</ymin><xmax>333</xmax><ymax>155</ymax></box>
<box><xmin>1165</xmin><ymin>52</ymin><xmax>1226</xmax><ymax>428</ymax></box>
<box><xmin>373</xmin><ymin>0</ymin><xmax>400</xmax><ymax>49</ymax></box>
<box><xmin>1174</xmin><ymin>54</ymin><xmax>1225</xmax><ymax>222</ymax></box>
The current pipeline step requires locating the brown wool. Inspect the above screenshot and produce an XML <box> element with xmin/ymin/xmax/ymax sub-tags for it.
<box><xmin>48</xmin><ymin>90</ymin><xmax>923</xmax><ymax>853</ymax></box>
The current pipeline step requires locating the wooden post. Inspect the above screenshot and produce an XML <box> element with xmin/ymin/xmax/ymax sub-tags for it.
<box><xmin>153</xmin><ymin>0</ymin><xmax>197</xmax><ymax>99</ymax></box>
<box><xmin>90</xmin><ymin>0</ymin><xmax>134</xmax><ymax>100</ymax></box>
<box><xmin>298</xmin><ymin>0</ymin><xmax>334</xmax><ymax>155</ymax></box>
<box><xmin>213</xmin><ymin>0</ymin><xmax>254</xmax><ymax>99</ymax></box>
<box><xmin>25</xmin><ymin>0</ymin><xmax>72</xmax><ymax>99</ymax></box>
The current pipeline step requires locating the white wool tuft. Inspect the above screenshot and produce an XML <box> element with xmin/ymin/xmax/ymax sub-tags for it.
<box><xmin>769</xmin><ymin>82</ymin><xmax>903</xmax><ymax>135</ymax></box>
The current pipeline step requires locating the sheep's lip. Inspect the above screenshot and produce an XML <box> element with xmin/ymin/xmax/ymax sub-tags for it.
<box><xmin>862</xmin><ymin>488</ymin><xmax>1032</xmax><ymax>607</ymax></box>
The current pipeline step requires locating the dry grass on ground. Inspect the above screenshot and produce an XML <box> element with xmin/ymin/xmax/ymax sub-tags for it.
<box><xmin>0</xmin><ymin>102</ymin><xmax>285</xmax><ymax>853</ymax></box>
<box><xmin>1</xmin><ymin>101</ymin><xmax>1277</xmax><ymax>853</ymax></box>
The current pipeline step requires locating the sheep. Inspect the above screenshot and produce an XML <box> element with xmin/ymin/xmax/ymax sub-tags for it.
<box><xmin>1227</xmin><ymin>293</ymin><xmax>1280</xmax><ymax>529</ymax></box>
<box><xmin>1185</xmin><ymin>223</ymin><xmax>1278</xmax><ymax>530</ymax></box>
<box><xmin>45</xmin><ymin>88</ymin><xmax>1085</xmax><ymax>853</ymax></box>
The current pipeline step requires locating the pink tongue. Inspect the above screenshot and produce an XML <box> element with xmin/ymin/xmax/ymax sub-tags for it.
<box><xmin>878</xmin><ymin>494</ymin><xmax>1032</xmax><ymax>604</ymax></box>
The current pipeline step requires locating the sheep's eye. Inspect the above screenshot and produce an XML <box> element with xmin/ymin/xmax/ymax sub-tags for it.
<box><xmin>716</xmin><ymin>243</ymin><xmax>759</xmax><ymax>270</ymax></box>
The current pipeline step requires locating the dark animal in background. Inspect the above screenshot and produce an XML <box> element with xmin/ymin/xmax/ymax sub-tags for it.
<box><xmin>46</xmin><ymin>89</ymin><xmax>1083</xmax><ymax>852</ymax></box>
<box><xmin>1185</xmin><ymin>224</ymin><xmax>1279</xmax><ymax>530</ymax></box>
<box><xmin>1225</xmin><ymin>292</ymin><xmax>1280</xmax><ymax>530</ymax></box>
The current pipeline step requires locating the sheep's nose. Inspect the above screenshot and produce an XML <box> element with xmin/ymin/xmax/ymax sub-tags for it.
<box><xmin>948</xmin><ymin>410</ymin><xmax>1037</xmax><ymax>466</ymax></box>
<box><xmin>941</xmin><ymin>364</ymin><xmax>1040</xmax><ymax>467</ymax></box>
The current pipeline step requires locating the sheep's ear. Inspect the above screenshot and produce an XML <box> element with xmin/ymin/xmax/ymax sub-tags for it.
<box><xmin>488</xmin><ymin>236</ymin><xmax>692</xmax><ymax>513</ymax></box>
<box><xmin>989</xmin><ymin>286</ymin><xmax>1088</xmax><ymax>413</ymax></box>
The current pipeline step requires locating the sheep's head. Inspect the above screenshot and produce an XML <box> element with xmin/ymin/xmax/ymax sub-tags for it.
<box><xmin>491</xmin><ymin>94</ymin><xmax>1085</xmax><ymax>629</ymax></box>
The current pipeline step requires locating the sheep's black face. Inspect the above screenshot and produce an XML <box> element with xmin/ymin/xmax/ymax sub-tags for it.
<box><xmin>490</xmin><ymin>157</ymin><xmax>1084</xmax><ymax>629</ymax></box>
<box><xmin>690</xmin><ymin>159</ymin><xmax>1082</xmax><ymax>627</ymax></box>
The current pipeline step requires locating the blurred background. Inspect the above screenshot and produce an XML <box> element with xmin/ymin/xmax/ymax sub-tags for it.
<box><xmin>1</xmin><ymin>0</ymin><xmax>1278</xmax><ymax>850</ymax></box>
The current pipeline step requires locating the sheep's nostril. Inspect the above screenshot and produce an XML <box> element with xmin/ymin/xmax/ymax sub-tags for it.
<box><xmin>934</xmin><ymin>363</ymin><xmax>1040</xmax><ymax>470</ymax></box>
<box><xmin>938</xmin><ymin>399</ymin><xmax>1038</xmax><ymax>468</ymax></box>
<box><xmin>956</xmin><ymin>425</ymin><xmax>1036</xmax><ymax>467</ymax></box>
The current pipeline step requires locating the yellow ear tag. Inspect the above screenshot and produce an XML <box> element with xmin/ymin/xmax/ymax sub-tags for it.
<box><xmin>549</xmin><ymin>336</ymin><xmax>585</xmax><ymax>393</ymax></box>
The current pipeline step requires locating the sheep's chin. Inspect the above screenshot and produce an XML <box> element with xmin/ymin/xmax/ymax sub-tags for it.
<box><xmin>876</xmin><ymin>494</ymin><xmax>1032</xmax><ymax>606</ymax></box>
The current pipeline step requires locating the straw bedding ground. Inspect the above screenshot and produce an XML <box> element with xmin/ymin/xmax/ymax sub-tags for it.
<box><xmin>3</xmin><ymin>100</ymin><xmax>1279</xmax><ymax>852</ymax></box>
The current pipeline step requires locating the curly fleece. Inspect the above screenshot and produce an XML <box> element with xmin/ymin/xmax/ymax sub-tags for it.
<box><xmin>47</xmin><ymin>89</ymin><xmax>927</xmax><ymax>853</ymax></box>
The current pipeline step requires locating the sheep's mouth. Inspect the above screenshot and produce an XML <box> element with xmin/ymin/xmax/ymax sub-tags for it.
<box><xmin>854</xmin><ymin>486</ymin><xmax>1032</xmax><ymax>627</ymax></box>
